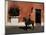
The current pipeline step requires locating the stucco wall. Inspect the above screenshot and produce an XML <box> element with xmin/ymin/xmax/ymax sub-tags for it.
<box><xmin>8</xmin><ymin>1</ymin><xmax>44</xmax><ymax>23</ymax></box>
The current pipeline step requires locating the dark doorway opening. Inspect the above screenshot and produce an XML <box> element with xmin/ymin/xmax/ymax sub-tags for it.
<box><xmin>35</xmin><ymin>9</ymin><xmax>41</xmax><ymax>23</ymax></box>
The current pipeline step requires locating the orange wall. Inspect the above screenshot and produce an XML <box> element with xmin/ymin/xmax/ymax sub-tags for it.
<box><xmin>8</xmin><ymin>2</ymin><xmax>44</xmax><ymax>22</ymax></box>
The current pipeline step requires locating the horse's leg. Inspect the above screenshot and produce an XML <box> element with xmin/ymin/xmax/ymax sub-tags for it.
<box><xmin>25</xmin><ymin>23</ymin><xmax>27</xmax><ymax>31</ymax></box>
<box><xmin>32</xmin><ymin>23</ymin><xmax>34</xmax><ymax>29</ymax></box>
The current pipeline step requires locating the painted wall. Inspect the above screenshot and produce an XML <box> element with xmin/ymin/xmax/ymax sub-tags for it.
<box><xmin>8</xmin><ymin>1</ymin><xmax>44</xmax><ymax>23</ymax></box>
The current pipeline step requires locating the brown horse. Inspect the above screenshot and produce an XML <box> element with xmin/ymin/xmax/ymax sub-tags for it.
<box><xmin>23</xmin><ymin>16</ymin><xmax>34</xmax><ymax>30</ymax></box>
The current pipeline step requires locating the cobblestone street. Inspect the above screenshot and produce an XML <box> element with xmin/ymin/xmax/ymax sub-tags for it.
<box><xmin>5</xmin><ymin>26</ymin><xmax>44</xmax><ymax>35</ymax></box>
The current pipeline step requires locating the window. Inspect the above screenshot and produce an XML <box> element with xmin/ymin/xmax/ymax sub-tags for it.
<box><xmin>8</xmin><ymin>7</ymin><xmax>20</xmax><ymax>16</ymax></box>
<box><xmin>8</xmin><ymin>7</ymin><xmax>20</xmax><ymax>22</ymax></box>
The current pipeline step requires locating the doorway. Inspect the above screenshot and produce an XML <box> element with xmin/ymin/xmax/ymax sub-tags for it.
<box><xmin>35</xmin><ymin>9</ymin><xmax>41</xmax><ymax>24</ymax></box>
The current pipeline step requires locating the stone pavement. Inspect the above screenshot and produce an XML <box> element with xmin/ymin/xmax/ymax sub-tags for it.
<box><xmin>5</xmin><ymin>26</ymin><xmax>44</xmax><ymax>35</ymax></box>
